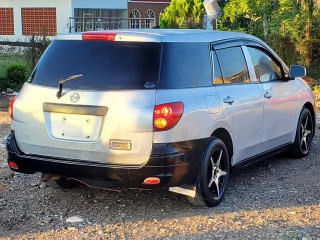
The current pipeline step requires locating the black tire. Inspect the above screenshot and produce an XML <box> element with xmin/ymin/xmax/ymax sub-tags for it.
<box><xmin>290</xmin><ymin>108</ymin><xmax>314</xmax><ymax>158</ymax></box>
<box><xmin>47</xmin><ymin>178</ymin><xmax>78</xmax><ymax>189</ymax></box>
<box><xmin>188</xmin><ymin>138</ymin><xmax>230</xmax><ymax>207</ymax></box>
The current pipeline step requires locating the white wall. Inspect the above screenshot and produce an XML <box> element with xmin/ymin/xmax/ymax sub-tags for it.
<box><xmin>72</xmin><ymin>0</ymin><xmax>127</xmax><ymax>9</ymax></box>
<box><xmin>0</xmin><ymin>0</ymin><xmax>129</xmax><ymax>41</ymax></box>
<box><xmin>0</xmin><ymin>0</ymin><xmax>72</xmax><ymax>41</ymax></box>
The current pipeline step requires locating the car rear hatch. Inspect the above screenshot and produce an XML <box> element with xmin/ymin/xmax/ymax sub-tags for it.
<box><xmin>12</xmin><ymin>32</ymin><xmax>162</xmax><ymax>166</ymax></box>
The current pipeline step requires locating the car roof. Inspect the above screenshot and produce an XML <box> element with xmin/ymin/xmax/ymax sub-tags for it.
<box><xmin>55</xmin><ymin>29</ymin><xmax>263</xmax><ymax>44</ymax></box>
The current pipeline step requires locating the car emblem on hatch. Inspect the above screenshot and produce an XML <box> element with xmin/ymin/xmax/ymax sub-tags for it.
<box><xmin>70</xmin><ymin>93</ymin><xmax>80</xmax><ymax>103</ymax></box>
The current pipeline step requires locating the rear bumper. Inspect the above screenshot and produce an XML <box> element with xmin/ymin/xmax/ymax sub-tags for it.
<box><xmin>6</xmin><ymin>133</ymin><xmax>208</xmax><ymax>189</ymax></box>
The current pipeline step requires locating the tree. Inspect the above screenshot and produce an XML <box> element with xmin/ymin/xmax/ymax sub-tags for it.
<box><xmin>160</xmin><ymin>0</ymin><xmax>205</xmax><ymax>29</ymax></box>
<box><xmin>294</xmin><ymin>0</ymin><xmax>319</xmax><ymax>67</ymax></box>
<box><xmin>218</xmin><ymin>0</ymin><xmax>320</xmax><ymax>79</ymax></box>
<box><xmin>222</xmin><ymin>0</ymin><xmax>279</xmax><ymax>40</ymax></box>
<box><xmin>296</xmin><ymin>0</ymin><xmax>318</xmax><ymax>39</ymax></box>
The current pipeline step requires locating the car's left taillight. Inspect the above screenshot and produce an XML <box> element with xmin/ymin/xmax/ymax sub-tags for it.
<box><xmin>153</xmin><ymin>102</ymin><xmax>184</xmax><ymax>132</ymax></box>
<box><xmin>8</xmin><ymin>95</ymin><xmax>17</xmax><ymax>120</ymax></box>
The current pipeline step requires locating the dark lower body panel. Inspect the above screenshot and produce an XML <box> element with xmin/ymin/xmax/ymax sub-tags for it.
<box><xmin>6</xmin><ymin>133</ymin><xmax>208</xmax><ymax>189</ymax></box>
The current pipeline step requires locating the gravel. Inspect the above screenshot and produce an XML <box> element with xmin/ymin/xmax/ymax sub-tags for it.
<box><xmin>0</xmin><ymin>110</ymin><xmax>319</xmax><ymax>240</ymax></box>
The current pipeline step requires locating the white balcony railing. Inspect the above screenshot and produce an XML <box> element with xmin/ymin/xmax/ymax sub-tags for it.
<box><xmin>68</xmin><ymin>17</ymin><xmax>157</xmax><ymax>33</ymax></box>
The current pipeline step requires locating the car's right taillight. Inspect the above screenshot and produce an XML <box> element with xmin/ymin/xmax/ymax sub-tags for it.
<box><xmin>8</xmin><ymin>95</ymin><xmax>17</xmax><ymax>120</ymax></box>
<box><xmin>153</xmin><ymin>102</ymin><xmax>184</xmax><ymax>132</ymax></box>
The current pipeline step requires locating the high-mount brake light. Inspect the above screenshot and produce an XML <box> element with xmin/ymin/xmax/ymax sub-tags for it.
<box><xmin>8</xmin><ymin>95</ymin><xmax>17</xmax><ymax>120</ymax></box>
<box><xmin>82</xmin><ymin>32</ymin><xmax>117</xmax><ymax>41</ymax></box>
<box><xmin>153</xmin><ymin>102</ymin><xmax>184</xmax><ymax>132</ymax></box>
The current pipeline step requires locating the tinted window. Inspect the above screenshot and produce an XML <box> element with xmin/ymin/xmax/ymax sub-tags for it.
<box><xmin>159</xmin><ymin>42</ymin><xmax>212</xmax><ymax>89</ymax></box>
<box><xmin>213</xmin><ymin>52</ymin><xmax>223</xmax><ymax>84</ymax></box>
<box><xmin>30</xmin><ymin>40</ymin><xmax>161</xmax><ymax>90</ymax></box>
<box><xmin>248</xmin><ymin>47</ymin><xmax>282</xmax><ymax>82</ymax></box>
<box><xmin>216</xmin><ymin>47</ymin><xmax>250</xmax><ymax>84</ymax></box>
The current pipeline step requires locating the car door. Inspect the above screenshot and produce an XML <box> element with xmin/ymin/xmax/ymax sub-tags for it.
<box><xmin>245</xmin><ymin>46</ymin><xmax>298</xmax><ymax>152</ymax></box>
<box><xmin>213</xmin><ymin>45</ymin><xmax>264</xmax><ymax>164</ymax></box>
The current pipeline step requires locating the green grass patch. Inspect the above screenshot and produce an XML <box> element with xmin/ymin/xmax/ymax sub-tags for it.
<box><xmin>0</xmin><ymin>54</ymin><xmax>32</xmax><ymax>79</ymax></box>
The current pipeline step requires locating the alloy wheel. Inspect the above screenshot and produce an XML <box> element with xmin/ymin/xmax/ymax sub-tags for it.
<box><xmin>300</xmin><ymin>115</ymin><xmax>313</xmax><ymax>154</ymax></box>
<box><xmin>208</xmin><ymin>149</ymin><xmax>228</xmax><ymax>200</ymax></box>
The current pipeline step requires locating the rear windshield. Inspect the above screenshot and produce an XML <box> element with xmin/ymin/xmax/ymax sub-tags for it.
<box><xmin>29</xmin><ymin>40</ymin><xmax>161</xmax><ymax>90</ymax></box>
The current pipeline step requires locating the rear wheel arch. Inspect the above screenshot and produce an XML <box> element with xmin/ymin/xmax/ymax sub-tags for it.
<box><xmin>211</xmin><ymin>128</ymin><xmax>233</xmax><ymax>161</ymax></box>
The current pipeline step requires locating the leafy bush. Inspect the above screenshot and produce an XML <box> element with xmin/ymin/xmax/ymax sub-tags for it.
<box><xmin>0</xmin><ymin>64</ymin><xmax>28</xmax><ymax>91</ymax></box>
<box><xmin>7</xmin><ymin>64</ymin><xmax>27</xmax><ymax>84</ymax></box>
<box><xmin>160</xmin><ymin>0</ymin><xmax>205</xmax><ymax>29</ymax></box>
<box><xmin>0</xmin><ymin>77</ymin><xmax>9</xmax><ymax>92</ymax></box>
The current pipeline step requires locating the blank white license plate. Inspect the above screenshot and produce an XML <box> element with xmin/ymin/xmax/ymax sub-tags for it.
<box><xmin>50</xmin><ymin>113</ymin><xmax>102</xmax><ymax>141</ymax></box>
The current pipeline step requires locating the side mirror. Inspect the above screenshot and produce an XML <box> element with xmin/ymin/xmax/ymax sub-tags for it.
<box><xmin>290</xmin><ymin>65</ymin><xmax>306</xmax><ymax>78</ymax></box>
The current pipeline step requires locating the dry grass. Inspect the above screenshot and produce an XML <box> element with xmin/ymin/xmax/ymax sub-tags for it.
<box><xmin>0</xmin><ymin>111</ymin><xmax>10</xmax><ymax>125</ymax></box>
<box><xmin>0</xmin><ymin>96</ymin><xmax>11</xmax><ymax>111</ymax></box>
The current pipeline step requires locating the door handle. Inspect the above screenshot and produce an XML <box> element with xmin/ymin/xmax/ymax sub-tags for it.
<box><xmin>223</xmin><ymin>96</ymin><xmax>234</xmax><ymax>105</ymax></box>
<box><xmin>264</xmin><ymin>92</ymin><xmax>272</xmax><ymax>99</ymax></box>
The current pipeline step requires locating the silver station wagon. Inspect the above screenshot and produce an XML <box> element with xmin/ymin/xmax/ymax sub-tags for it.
<box><xmin>6</xmin><ymin>29</ymin><xmax>315</xmax><ymax>207</ymax></box>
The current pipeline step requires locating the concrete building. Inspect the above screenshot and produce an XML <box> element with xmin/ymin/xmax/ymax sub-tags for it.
<box><xmin>0</xmin><ymin>0</ymin><xmax>128</xmax><ymax>41</ymax></box>
<box><xmin>0</xmin><ymin>0</ymin><xmax>171</xmax><ymax>41</ymax></box>
<box><xmin>128</xmin><ymin>0</ymin><xmax>170</xmax><ymax>28</ymax></box>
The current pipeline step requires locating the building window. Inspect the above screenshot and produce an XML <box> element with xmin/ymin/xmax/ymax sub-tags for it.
<box><xmin>130</xmin><ymin>9</ymin><xmax>141</xmax><ymax>29</ymax></box>
<box><xmin>73</xmin><ymin>9</ymin><xmax>127</xmax><ymax>32</ymax></box>
<box><xmin>145</xmin><ymin>9</ymin><xmax>155</xmax><ymax>28</ymax></box>
<box><xmin>21</xmin><ymin>8</ymin><xmax>57</xmax><ymax>36</ymax></box>
<box><xmin>0</xmin><ymin>8</ymin><xmax>14</xmax><ymax>35</ymax></box>
<box><xmin>159</xmin><ymin>9</ymin><xmax>165</xmax><ymax>26</ymax></box>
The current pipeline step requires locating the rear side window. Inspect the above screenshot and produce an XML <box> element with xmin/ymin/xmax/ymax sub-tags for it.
<box><xmin>159</xmin><ymin>42</ymin><xmax>212</xmax><ymax>89</ymax></box>
<box><xmin>30</xmin><ymin>40</ymin><xmax>161</xmax><ymax>90</ymax></box>
<box><xmin>213</xmin><ymin>52</ymin><xmax>223</xmax><ymax>85</ymax></box>
<box><xmin>216</xmin><ymin>47</ymin><xmax>250</xmax><ymax>84</ymax></box>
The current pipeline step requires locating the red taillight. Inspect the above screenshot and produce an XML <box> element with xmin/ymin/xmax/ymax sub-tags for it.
<box><xmin>143</xmin><ymin>177</ymin><xmax>160</xmax><ymax>185</ymax></box>
<box><xmin>8</xmin><ymin>95</ymin><xmax>17</xmax><ymax>120</ymax></box>
<box><xmin>153</xmin><ymin>102</ymin><xmax>184</xmax><ymax>132</ymax></box>
<box><xmin>9</xmin><ymin>161</ymin><xmax>18</xmax><ymax>170</ymax></box>
<box><xmin>82</xmin><ymin>32</ymin><xmax>117</xmax><ymax>41</ymax></box>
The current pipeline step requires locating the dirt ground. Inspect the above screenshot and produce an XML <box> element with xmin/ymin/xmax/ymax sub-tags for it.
<box><xmin>0</xmin><ymin>110</ymin><xmax>319</xmax><ymax>240</ymax></box>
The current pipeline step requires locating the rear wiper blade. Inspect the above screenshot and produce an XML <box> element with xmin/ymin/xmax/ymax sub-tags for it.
<box><xmin>56</xmin><ymin>74</ymin><xmax>83</xmax><ymax>99</ymax></box>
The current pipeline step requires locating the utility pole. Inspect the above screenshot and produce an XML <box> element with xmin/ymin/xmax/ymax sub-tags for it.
<box><xmin>203</xmin><ymin>0</ymin><xmax>222</xmax><ymax>30</ymax></box>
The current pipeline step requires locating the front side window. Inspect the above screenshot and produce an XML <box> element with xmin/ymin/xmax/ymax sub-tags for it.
<box><xmin>216</xmin><ymin>47</ymin><xmax>250</xmax><ymax>84</ymax></box>
<box><xmin>247</xmin><ymin>47</ymin><xmax>283</xmax><ymax>82</ymax></box>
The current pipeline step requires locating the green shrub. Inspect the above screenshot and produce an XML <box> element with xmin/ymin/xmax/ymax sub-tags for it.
<box><xmin>0</xmin><ymin>64</ymin><xmax>28</xmax><ymax>91</ymax></box>
<box><xmin>0</xmin><ymin>77</ymin><xmax>10</xmax><ymax>92</ymax></box>
<box><xmin>6</xmin><ymin>64</ymin><xmax>27</xmax><ymax>85</ymax></box>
